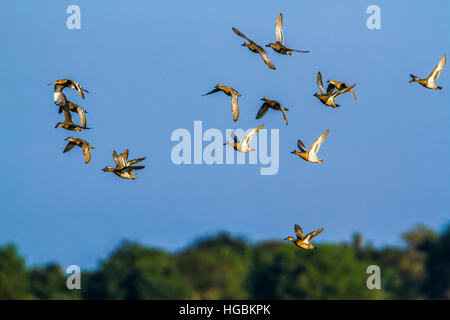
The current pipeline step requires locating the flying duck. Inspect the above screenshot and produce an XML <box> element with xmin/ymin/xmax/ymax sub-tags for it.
<box><xmin>48</xmin><ymin>78</ymin><xmax>88</xmax><ymax>104</ymax></box>
<box><xmin>314</xmin><ymin>72</ymin><xmax>356</xmax><ymax>108</ymax></box>
<box><xmin>202</xmin><ymin>84</ymin><xmax>241</xmax><ymax>121</ymax></box>
<box><xmin>327</xmin><ymin>79</ymin><xmax>357</xmax><ymax>100</ymax></box>
<box><xmin>103</xmin><ymin>149</ymin><xmax>146</xmax><ymax>180</ymax></box>
<box><xmin>291</xmin><ymin>129</ymin><xmax>329</xmax><ymax>163</ymax></box>
<box><xmin>266</xmin><ymin>13</ymin><xmax>310</xmax><ymax>55</ymax></box>
<box><xmin>285</xmin><ymin>224</ymin><xmax>324</xmax><ymax>250</ymax></box>
<box><xmin>224</xmin><ymin>125</ymin><xmax>264</xmax><ymax>153</ymax></box>
<box><xmin>57</xmin><ymin>93</ymin><xmax>87</xmax><ymax>128</ymax></box>
<box><xmin>410</xmin><ymin>54</ymin><xmax>446</xmax><ymax>90</ymax></box>
<box><xmin>232</xmin><ymin>27</ymin><xmax>276</xmax><ymax>70</ymax></box>
<box><xmin>63</xmin><ymin>137</ymin><xmax>95</xmax><ymax>164</ymax></box>
<box><xmin>256</xmin><ymin>97</ymin><xmax>288</xmax><ymax>126</ymax></box>
<box><xmin>55</xmin><ymin>105</ymin><xmax>90</xmax><ymax>131</ymax></box>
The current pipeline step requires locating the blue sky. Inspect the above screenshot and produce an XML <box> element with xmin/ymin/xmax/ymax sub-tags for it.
<box><xmin>0</xmin><ymin>1</ymin><xmax>449</xmax><ymax>268</ymax></box>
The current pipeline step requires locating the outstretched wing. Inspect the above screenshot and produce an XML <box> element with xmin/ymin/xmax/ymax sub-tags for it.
<box><xmin>256</xmin><ymin>47</ymin><xmax>276</xmax><ymax>70</ymax></box>
<box><xmin>202</xmin><ymin>87</ymin><xmax>221</xmax><ymax>96</ymax></box>
<box><xmin>309</xmin><ymin>129</ymin><xmax>329</xmax><ymax>156</ymax></box>
<box><xmin>429</xmin><ymin>54</ymin><xmax>446</xmax><ymax>81</ymax></box>
<box><xmin>332</xmin><ymin>83</ymin><xmax>356</xmax><ymax>99</ymax></box>
<box><xmin>128</xmin><ymin>157</ymin><xmax>146</xmax><ymax>166</ymax></box>
<box><xmin>77</xmin><ymin>107</ymin><xmax>87</xmax><ymax>128</ymax></box>
<box><xmin>242</xmin><ymin>125</ymin><xmax>264</xmax><ymax>146</ymax></box>
<box><xmin>117</xmin><ymin>150</ymin><xmax>129</xmax><ymax>169</ymax></box>
<box><xmin>280</xmin><ymin>104</ymin><xmax>288</xmax><ymax>126</ymax></box>
<box><xmin>326</xmin><ymin>83</ymin><xmax>336</xmax><ymax>95</ymax></box>
<box><xmin>256</xmin><ymin>102</ymin><xmax>270</xmax><ymax>119</ymax></box>
<box><xmin>231</xmin><ymin>93</ymin><xmax>239</xmax><ymax>122</ymax></box>
<box><xmin>69</xmin><ymin>80</ymin><xmax>86</xmax><ymax>99</ymax></box>
<box><xmin>113</xmin><ymin>150</ymin><xmax>120</xmax><ymax>167</ymax></box>
<box><xmin>82</xmin><ymin>146</ymin><xmax>91</xmax><ymax>164</ymax></box>
<box><xmin>304</xmin><ymin>227</ymin><xmax>324</xmax><ymax>243</ymax></box>
<box><xmin>275</xmin><ymin>13</ymin><xmax>283</xmax><ymax>44</ymax></box>
<box><xmin>230</xmin><ymin>131</ymin><xmax>239</xmax><ymax>144</ymax></box>
<box><xmin>63</xmin><ymin>141</ymin><xmax>76</xmax><ymax>153</ymax></box>
<box><xmin>297</xmin><ymin>139</ymin><xmax>307</xmax><ymax>152</ymax></box>
<box><xmin>317</xmin><ymin>72</ymin><xmax>326</xmax><ymax>95</ymax></box>
<box><xmin>295</xmin><ymin>224</ymin><xmax>304</xmax><ymax>240</ymax></box>
<box><xmin>61</xmin><ymin>105</ymin><xmax>73</xmax><ymax>123</ymax></box>
<box><xmin>232</xmin><ymin>27</ymin><xmax>255</xmax><ymax>44</ymax></box>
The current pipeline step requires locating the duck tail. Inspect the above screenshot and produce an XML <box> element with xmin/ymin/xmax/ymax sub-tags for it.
<box><xmin>409</xmin><ymin>74</ymin><xmax>418</xmax><ymax>83</ymax></box>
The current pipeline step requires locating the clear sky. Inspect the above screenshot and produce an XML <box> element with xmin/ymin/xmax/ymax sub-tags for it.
<box><xmin>0</xmin><ymin>1</ymin><xmax>449</xmax><ymax>268</ymax></box>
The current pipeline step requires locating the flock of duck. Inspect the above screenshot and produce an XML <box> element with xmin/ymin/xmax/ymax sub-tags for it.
<box><xmin>50</xmin><ymin>13</ymin><xmax>446</xmax><ymax>250</ymax></box>
<box><xmin>49</xmin><ymin>79</ymin><xmax>146</xmax><ymax>180</ymax></box>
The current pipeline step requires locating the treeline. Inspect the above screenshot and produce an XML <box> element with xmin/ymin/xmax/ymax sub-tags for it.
<box><xmin>0</xmin><ymin>224</ymin><xmax>449</xmax><ymax>300</ymax></box>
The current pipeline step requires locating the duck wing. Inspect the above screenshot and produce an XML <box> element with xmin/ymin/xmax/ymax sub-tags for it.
<box><xmin>304</xmin><ymin>227</ymin><xmax>324</xmax><ymax>243</ymax></box>
<box><xmin>256</xmin><ymin>102</ymin><xmax>270</xmax><ymax>119</ymax></box>
<box><xmin>295</xmin><ymin>224</ymin><xmax>304</xmax><ymax>240</ymax></box>
<box><xmin>82</xmin><ymin>145</ymin><xmax>91</xmax><ymax>164</ymax></box>
<box><xmin>317</xmin><ymin>72</ymin><xmax>326</xmax><ymax>95</ymax></box>
<box><xmin>232</xmin><ymin>27</ymin><xmax>256</xmax><ymax>44</ymax></box>
<box><xmin>242</xmin><ymin>125</ymin><xmax>264</xmax><ymax>147</ymax></box>
<box><xmin>331</xmin><ymin>83</ymin><xmax>356</xmax><ymax>99</ymax></box>
<box><xmin>61</xmin><ymin>105</ymin><xmax>73</xmax><ymax>123</ymax></box>
<box><xmin>297</xmin><ymin>139</ymin><xmax>307</xmax><ymax>153</ymax></box>
<box><xmin>256</xmin><ymin>47</ymin><xmax>276</xmax><ymax>70</ymax></box>
<box><xmin>275</xmin><ymin>13</ymin><xmax>283</xmax><ymax>44</ymax></box>
<box><xmin>231</xmin><ymin>92</ymin><xmax>239</xmax><ymax>122</ymax></box>
<box><xmin>308</xmin><ymin>129</ymin><xmax>329</xmax><ymax>156</ymax></box>
<box><xmin>202</xmin><ymin>87</ymin><xmax>221</xmax><ymax>96</ymax></box>
<box><xmin>127</xmin><ymin>157</ymin><xmax>146</xmax><ymax>166</ymax></box>
<box><xmin>326</xmin><ymin>83</ymin><xmax>336</xmax><ymax>95</ymax></box>
<box><xmin>279</xmin><ymin>104</ymin><xmax>288</xmax><ymax>126</ymax></box>
<box><xmin>113</xmin><ymin>150</ymin><xmax>120</xmax><ymax>167</ymax></box>
<box><xmin>429</xmin><ymin>54</ymin><xmax>446</xmax><ymax>81</ymax></box>
<box><xmin>230</xmin><ymin>131</ymin><xmax>239</xmax><ymax>144</ymax></box>
<box><xmin>69</xmin><ymin>80</ymin><xmax>86</xmax><ymax>99</ymax></box>
<box><xmin>63</xmin><ymin>141</ymin><xmax>77</xmax><ymax>153</ymax></box>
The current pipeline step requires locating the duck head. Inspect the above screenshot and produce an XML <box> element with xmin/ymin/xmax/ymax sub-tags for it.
<box><xmin>55</xmin><ymin>122</ymin><xmax>63</xmax><ymax>128</ymax></box>
<box><xmin>284</xmin><ymin>236</ymin><xmax>295</xmax><ymax>241</ymax></box>
<box><xmin>102</xmin><ymin>166</ymin><xmax>115</xmax><ymax>172</ymax></box>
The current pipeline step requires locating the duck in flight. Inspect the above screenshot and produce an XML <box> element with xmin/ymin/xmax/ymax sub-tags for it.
<box><xmin>291</xmin><ymin>129</ymin><xmax>329</xmax><ymax>163</ymax></box>
<box><xmin>103</xmin><ymin>149</ymin><xmax>146</xmax><ymax>180</ymax></box>
<box><xmin>63</xmin><ymin>137</ymin><xmax>95</xmax><ymax>164</ymax></box>
<box><xmin>203</xmin><ymin>84</ymin><xmax>241</xmax><ymax>121</ymax></box>
<box><xmin>224</xmin><ymin>125</ymin><xmax>264</xmax><ymax>153</ymax></box>
<box><xmin>256</xmin><ymin>97</ymin><xmax>288</xmax><ymax>126</ymax></box>
<box><xmin>55</xmin><ymin>105</ymin><xmax>90</xmax><ymax>131</ymax></box>
<box><xmin>314</xmin><ymin>72</ymin><xmax>356</xmax><ymax>108</ymax></box>
<box><xmin>265</xmin><ymin>13</ymin><xmax>310</xmax><ymax>55</ymax></box>
<box><xmin>410</xmin><ymin>54</ymin><xmax>446</xmax><ymax>90</ymax></box>
<box><xmin>232</xmin><ymin>27</ymin><xmax>276</xmax><ymax>70</ymax></box>
<box><xmin>48</xmin><ymin>78</ymin><xmax>89</xmax><ymax>104</ymax></box>
<box><xmin>57</xmin><ymin>93</ymin><xmax>87</xmax><ymax>128</ymax></box>
<box><xmin>327</xmin><ymin>79</ymin><xmax>357</xmax><ymax>100</ymax></box>
<box><xmin>285</xmin><ymin>224</ymin><xmax>324</xmax><ymax>250</ymax></box>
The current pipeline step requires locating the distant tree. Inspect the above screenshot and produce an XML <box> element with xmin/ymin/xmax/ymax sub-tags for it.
<box><xmin>28</xmin><ymin>263</ymin><xmax>80</xmax><ymax>300</ymax></box>
<box><xmin>176</xmin><ymin>232</ymin><xmax>251</xmax><ymax>299</ymax></box>
<box><xmin>423</xmin><ymin>224</ymin><xmax>450</xmax><ymax>299</ymax></box>
<box><xmin>82</xmin><ymin>241</ymin><xmax>192</xmax><ymax>299</ymax></box>
<box><xmin>377</xmin><ymin>225</ymin><xmax>437</xmax><ymax>299</ymax></box>
<box><xmin>0</xmin><ymin>244</ymin><xmax>30</xmax><ymax>299</ymax></box>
